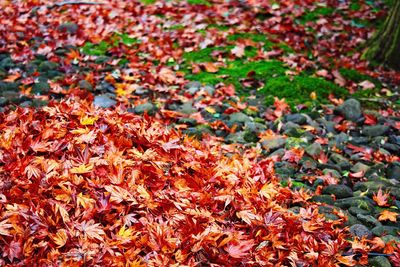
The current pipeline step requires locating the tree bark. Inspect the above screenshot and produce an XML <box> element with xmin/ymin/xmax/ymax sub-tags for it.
<box><xmin>365</xmin><ymin>1</ymin><xmax>400</xmax><ymax>70</ymax></box>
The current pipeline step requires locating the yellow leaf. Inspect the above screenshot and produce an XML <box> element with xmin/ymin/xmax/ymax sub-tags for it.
<box><xmin>50</xmin><ymin>229</ymin><xmax>68</xmax><ymax>248</ymax></box>
<box><xmin>205</xmin><ymin>106</ymin><xmax>216</xmax><ymax>114</ymax></box>
<box><xmin>137</xmin><ymin>185</ymin><xmax>151</xmax><ymax>200</ymax></box>
<box><xmin>70</xmin><ymin>163</ymin><xmax>93</xmax><ymax>174</ymax></box>
<box><xmin>118</xmin><ymin>225</ymin><xmax>133</xmax><ymax>238</ymax></box>
<box><xmin>378</xmin><ymin>210</ymin><xmax>398</xmax><ymax>222</ymax></box>
<box><xmin>70</xmin><ymin>128</ymin><xmax>90</xmax><ymax>135</ymax></box>
<box><xmin>310</xmin><ymin>91</ymin><xmax>317</xmax><ymax>100</ymax></box>
<box><xmin>80</xmin><ymin>116</ymin><xmax>98</xmax><ymax>126</ymax></box>
<box><xmin>77</xmin><ymin>192</ymin><xmax>95</xmax><ymax>209</ymax></box>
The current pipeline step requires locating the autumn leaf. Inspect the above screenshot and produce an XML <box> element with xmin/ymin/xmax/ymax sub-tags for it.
<box><xmin>0</xmin><ymin>219</ymin><xmax>13</xmax><ymax>236</ymax></box>
<box><xmin>76</xmin><ymin>220</ymin><xmax>106</xmax><ymax>241</ymax></box>
<box><xmin>373</xmin><ymin>188</ymin><xmax>390</xmax><ymax>207</ymax></box>
<box><xmin>225</xmin><ymin>240</ymin><xmax>254</xmax><ymax>258</ymax></box>
<box><xmin>378</xmin><ymin>210</ymin><xmax>398</xmax><ymax>222</ymax></box>
<box><xmin>80</xmin><ymin>116</ymin><xmax>98</xmax><ymax>126</ymax></box>
<box><xmin>70</xmin><ymin>163</ymin><xmax>94</xmax><ymax>174</ymax></box>
<box><xmin>231</xmin><ymin>44</ymin><xmax>245</xmax><ymax>58</ymax></box>
<box><xmin>50</xmin><ymin>229</ymin><xmax>68</xmax><ymax>248</ymax></box>
<box><xmin>202</xmin><ymin>62</ymin><xmax>219</xmax><ymax>73</ymax></box>
<box><xmin>3</xmin><ymin>72</ymin><xmax>21</xmax><ymax>82</ymax></box>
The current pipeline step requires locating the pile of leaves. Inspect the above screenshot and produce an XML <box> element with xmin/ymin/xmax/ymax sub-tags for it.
<box><xmin>0</xmin><ymin>100</ymin><xmax>399</xmax><ymax>266</ymax></box>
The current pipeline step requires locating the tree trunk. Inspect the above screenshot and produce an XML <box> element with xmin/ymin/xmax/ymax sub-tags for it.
<box><xmin>365</xmin><ymin>1</ymin><xmax>400</xmax><ymax>70</ymax></box>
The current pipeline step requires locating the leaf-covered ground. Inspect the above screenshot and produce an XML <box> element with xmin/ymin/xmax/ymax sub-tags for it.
<box><xmin>0</xmin><ymin>0</ymin><xmax>400</xmax><ymax>266</ymax></box>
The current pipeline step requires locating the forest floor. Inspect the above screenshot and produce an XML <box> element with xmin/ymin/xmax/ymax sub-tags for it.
<box><xmin>0</xmin><ymin>0</ymin><xmax>400</xmax><ymax>266</ymax></box>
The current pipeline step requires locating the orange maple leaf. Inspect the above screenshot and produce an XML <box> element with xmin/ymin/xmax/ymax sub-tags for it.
<box><xmin>378</xmin><ymin>210</ymin><xmax>398</xmax><ymax>222</ymax></box>
<box><xmin>373</xmin><ymin>188</ymin><xmax>390</xmax><ymax>206</ymax></box>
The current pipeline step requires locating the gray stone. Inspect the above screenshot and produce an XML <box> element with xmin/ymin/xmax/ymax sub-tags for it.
<box><xmin>134</xmin><ymin>102</ymin><xmax>157</xmax><ymax>115</ymax></box>
<box><xmin>203</xmin><ymin>85</ymin><xmax>215</xmax><ymax>95</ymax></box>
<box><xmin>134</xmin><ymin>87</ymin><xmax>149</xmax><ymax>96</ymax></box>
<box><xmin>226</xmin><ymin>132</ymin><xmax>247</xmax><ymax>144</ymax></box>
<box><xmin>349</xmin><ymin>207</ymin><xmax>371</xmax><ymax>216</ymax></box>
<box><xmin>334</xmin><ymin>98</ymin><xmax>362</xmax><ymax>122</ymax></box>
<box><xmin>0</xmin><ymin>97</ymin><xmax>7</xmax><ymax>106</ymax></box>
<box><xmin>94</xmin><ymin>95</ymin><xmax>116</xmax><ymax>108</ymax></box>
<box><xmin>58</xmin><ymin>23</ymin><xmax>78</xmax><ymax>34</ymax></box>
<box><xmin>381</xmin><ymin>235</ymin><xmax>400</xmax><ymax>244</ymax></box>
<box><xmin>38</xmin><ymin>61</ymin><xmax>59</xmax><ymax>72</ymax></box>
<box><xmin>356</xmin><ymin>214</ymin><xmax>382</xmax><ymax>228</ymax></box>
<box><xmin>369</xmin><ymin>256</ymin><xmax>391</xmax><ymax>267</ymax></box>
<box><xmin>261</xmin><ymin>137</ymin><xmax>286</xmax><ymax>151</ymax></box>
<box><xmin>329</xmin><ymin>153</ymin><xmax>351</xmax><ymax>170</ymax></box>
<box><xmin>362</xmin><ymin>125</ymin><xmax>390</xmax><ymax>137</ymax></box>
<box><xmin>322</xmin><ymin>168</ymin><xmax>341</xmax><ymax>179</ymax></box>
<box><xmin>229</xmin><ymin>112</ymin><xmax>251</xmax><ymax>125</ymax></box>
<box><xmin>351</xmin><ymin>162</ymin><xmax>370</xmax><ymax>173</ymax></box>
<box><xmin>349</xmin><ymin>224</ymin><xmax>372</xmax><ymax>239</ymax></box>
<box><xmin>311</xmin><ymin>195</ymin><xmax>334</xmax><ymax>205</ymax></box>
<box><xmin>78</xmin><ymin>80</ymin><xmax>93</xmax><ymax>91</ymax></box>
<box><xmin>184</xmin><ymin>81</ymin><xmax>201</xmax><ymax>90</ymax></box>
<box><xmin>372</xmin><ymin>226</ymin><xmax>400</xmax><ymax>237</ymax></box>
<box><xmin>285</xmin><ymin>114</ymin><xmax>306</xmax><ymax>125</ymax></box>
<box><xmin>334</xmin><ymin>196</ymin><xmax>375</xmax><ymax>211</ymax></box>
<box><xmin>323</xmin><ymin>184</ymin><xmax>353</xmax><ymax>199</ymax></box>
<box><xmin>178</xmin><ymin>101</ymin><xmax>196</xmax><ymax>114</ymax></box>
<box><xmin>305</xmin><ymin>143</ymin><xmax>323</xmax><ymax>157</ymax></box>
<box><xmin>387</xmin><ymin>162</ymin><xmax>400</xmax><ymax>180</ymax></box>
<box><xmin>245</xmin><ymin>122</ymin><xmax>267</xmax><ymax>133</ymax></box>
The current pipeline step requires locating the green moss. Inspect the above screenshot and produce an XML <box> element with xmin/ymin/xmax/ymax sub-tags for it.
<box><xmin>81</xmin><ymin>41</ymin><xmax>110</xmax><ymax>56</ymax></box>
<box><xmin>207</xmin><ymin>24</ymin><xmax>230</xmax><ymax>31</ymax></box>
<box><xmin>187</xmin><ymin>0</ymin><xmax>211</xmax><ymax>6</ymax></box>
<box><xmin>339</xmin><ymin>68</ymin><xmax>382</xmax><ymax>88</ymax></box>
<box><xmin>299</xmin><ymin>7</ymin><xmax>335</xmax><ymax>23</ymax></box>
<box><xmin>350</xmin><ymin>0</ymin><xmax>361</xmax><ymax>11</ymax></box>
<box><xmin>183</xmin><ymin>47</ymin><xmax>227</xmax><ymax>63</ymax></box>
<box><xmin>140</xmin><ymin>0</ymin><xmax>156</xmax><ymax>4</ymax></box>
<box><xmin>227</xmin><ymin>33</ymin><xmax>268</xmax><ymax>42</ymax></box>
<box><xmin>259</xmin><ymin>76</ymin><xmax>348</xmax><ymax>107</ymax></box>
<box><xmin>185</xmin><ymin>60</ymin><xmax>287</xmax><ymax>90</ymax></box>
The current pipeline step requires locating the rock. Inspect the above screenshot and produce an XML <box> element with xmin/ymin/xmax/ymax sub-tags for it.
<box><xmin>203</xmin><ymin>85</ymin><xmax>215</xmax><ymax>95</ymax></box>
<box><xmin>0</xmin><ymin>57</ymin><xmax>14</xmax><ymax>70</ymax></box>
<box><xmin>178</xmin><ymin>101</ymin><xmax>196</xmax><ymax>114</ymax></box>
<box><xmin>229</xmin><ymin>112</ymin><xmax>251</xmax><ymax>126</ymax></box>
<box><xmin>322</xmin><ymin>168</ymin><xmax>341</xmax><ymax>179</ymax></box>
<box><xmin>0</xmin><ymin>81</ymin><xmax>20</xmax><ymax>91</ymax></box>
<box><xmin>226</xmin><ymin>131</ymin><xmax>247</xmax><ymax>144</ymax></box>
<box><xmin>285</xmin><ymin>113</ymin><xmax>307</xmax><ymax>125</ymax></box>
<box><xmin>311</xmin><ymin>195</ymin><xmax>334</xmax><ymax>205</ymax></box>
<box><xmin>184</xmin><ymin>81</ymin><xmax>202</xmax><ymax>95</ymax></box>
<box><xmin>369</xmin><ymin>256</ymin><xmax>392</xmax><ymax>267</ymax></box>
<box><xmin>305</xmin><ymin>143</ymin><xmax>323</xmax><ymax>157</ymax></box>
<box><xmin>353</xmin><ymin>180</ymin><xmax>392</xmax><ymax>193</ymax></box>
<box><xmin>185</xmin><ymin>125</ymin><xmax>212</xmax><ymax>139</ymax></box>
<box><xmin>372</xmin><ymin>226</ymin><xmax>400</xmax><ymax>237</ymax></box>
<box><xmin>387</xmin><ymin>162</ymin><xmax>400</xmax><ymax>180</ymax></box>
<box><xmin>329</xmin><ymin>153</ymin><xmax>351</xmax><ymax>170</ymax></box>
<box><xmin>356</xmin><ymin>214</ymin><xmax>382</xmax><ymax>228</ymax></box>
<box><xmin>134</xmin><ymin>86</ymin><xmax>149</xmax><ymax>96</ymax></box>
<box><xmin>323</xmin><ymin>184</ymin><xmax>353</xmax><ymax>199</ymax></box>
<box><xmin>38</xmin><ymin>61</ymin><xmax>59</xmax><ymax>72</ymax></box>
<box><xmin>58</xmin><ymin>23</ymin><xmax>79</xmax><ymax>34</ymax></box>
<box><xmin>245</xmin><ymin>122</ymin><xmax>267</xmax><ymax>133</ymax></box>
<box><xmin>334</xmin><ymin>196</ymin><xmax>375</xmax><ymax>211</ymax></box>
<box><xmin>78</xmin><ymin>80</ymin><xmax>93</xmax><ymax>91</ymax></box>
<box><xmin>177</xmin><ymin>118</ymin><xmax>197</xmax><ymax>126</ymax></box>
<box><xmin>261</xmin><ymin>137</ymin><xmax>286</xmax><ymax>151</ymax></box>
<box><xmin>381</xmin><ymin>235</ymin><xmax>400</xmax><ymax>244</ymax></box>
<box><xmin>0</xmin><ymin>97</ymin><xmax>7</xmax><ymax>106</ymax></box>
<box><xmin>362</xmin><ymin>125</ymin><xmax>390</xmax><ymax>137</ymax></box>
<box><xmin>349</xmin><ymin>224</ymin><xmax>372</xmax><ymax>239</ymax></box>
<box><xmin>334</xmin><ymin>98</ymin><xmax>362</xmax><ymax>122</ymax></box>
<box><xmin>334</xmin><ymin>132</ymin><xmax>349</xmax><ymax>150</ymax></box>
<box><xmin>349</xmin><ymin>207</ymin><xmax>371</xmax><ymax>216</ymax></box>
<box><xmin>134</xmin><ymin>102</ymin><xmax>157</xmax><ymax>115</ymax></box>
<box><xmin>94</xmin><ymin>95</ymin><xmax>116</xmax><ymax>108</ymax></box>
<box><xmin>351</xmin><ymin>162</ymin><xmax>370</xmax><ymax>173</ymax></box>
